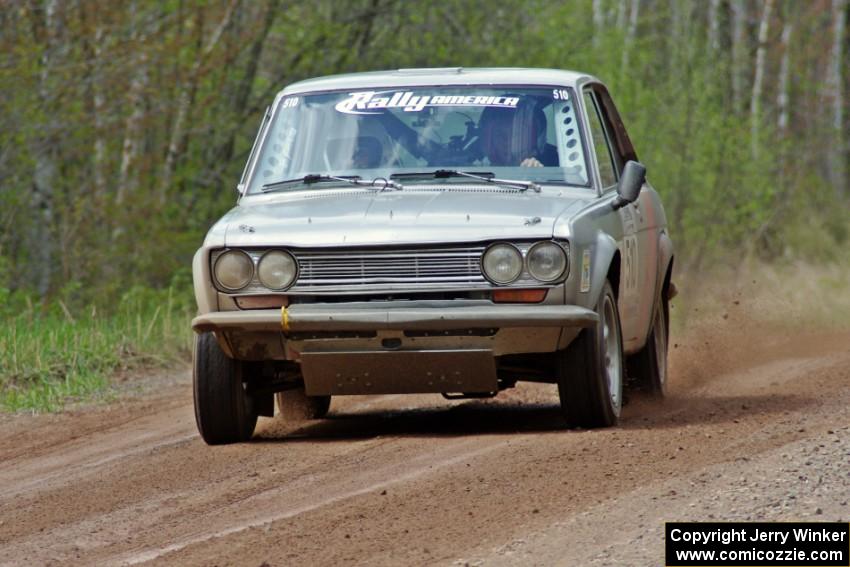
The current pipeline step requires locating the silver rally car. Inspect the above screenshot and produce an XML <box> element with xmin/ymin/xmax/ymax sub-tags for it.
<box><xmin>191</xmin><ymin>67</ymin><xmax>675</xmax><ymax>444</ymax></box>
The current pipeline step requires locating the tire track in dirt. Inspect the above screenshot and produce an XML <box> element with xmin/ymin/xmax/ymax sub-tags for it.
<box><xmin>0</xmin><ymin>406</ymin><xmax>196</xmax><ymax>499</ymax></box>
<box><xmin>115</xmin><ymin>437</ymin><xmax>511</xmax><ymax>566</ymax></box>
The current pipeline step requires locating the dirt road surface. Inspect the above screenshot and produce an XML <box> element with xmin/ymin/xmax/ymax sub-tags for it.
<box><xmin>1</xmin><ymin>319</ymin><xmax>849</xmax><ymax>566</ymax></box>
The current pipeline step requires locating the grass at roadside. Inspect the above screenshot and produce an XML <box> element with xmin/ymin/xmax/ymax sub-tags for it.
<box><xmin>0</xmin><ymin>286</ymin><xmax>193</xmax><ymax>412</ymax></box>
<box><xmin>671</xmin><ymin>259</ymin><xmax>850</xmax><ymax>333</ymax></box>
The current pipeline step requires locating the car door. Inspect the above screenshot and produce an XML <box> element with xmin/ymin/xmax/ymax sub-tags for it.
<box><xmin>591</xmin><ymin>84</ymin><xmax>659</xmax><ymax>351</ymax></box>
<box><xmin>582</xmin><ymin>85</ymin><xmax>657</xmax><ymax>352</ymax></box>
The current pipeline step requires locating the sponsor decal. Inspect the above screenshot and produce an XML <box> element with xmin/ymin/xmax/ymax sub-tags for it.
<box><xmin>580</xmin><ymin>249</ymin><xmax>591</xmax><ymax>293</ymax></box>
<box><xmin>335</xmin><ymin>91</ymin><xmax>521</xmax><ymax>115</ymax></box>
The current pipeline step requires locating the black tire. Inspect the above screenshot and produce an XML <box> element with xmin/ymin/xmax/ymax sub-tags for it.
<box><xmin>627</xmin><ymin>292</ymin><xmax>669</xmax><ymax>397</ymax></box>
<box><xmin>276</xmin><ymin>388</ymin><xmax>331</xmax><ymax>422</ymax></box>
<box><xmin>557</xmin><ymin>280</ymin><xmax>624</xmax><ymax>428</ymax></box>
<box><xmin>193</xmin><ymin>332</ymin><xmax>258</xmax><ymax>445</ymax></box>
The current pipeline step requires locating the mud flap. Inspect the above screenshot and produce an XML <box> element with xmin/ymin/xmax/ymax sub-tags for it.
<box><xmin>251</xmin><ymin>391</ymin><xmax>275</xmax><ymax>417</ymax></box>
<box><xmin>300</xmin><ymin>350</ymin><xmax>498</xmax><ymax>395</ymax></box>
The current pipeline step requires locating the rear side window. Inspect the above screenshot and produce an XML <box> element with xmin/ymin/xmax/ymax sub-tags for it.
<box><xmin>583</xmin><ymin>91</ymin><xmax>617</xmax><ymax>188</ymax></box>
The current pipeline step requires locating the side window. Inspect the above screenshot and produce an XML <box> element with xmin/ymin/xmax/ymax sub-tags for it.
<box><xmin>593</xmin><ymin>86</ymin><xmax>638</xmax><ymax>169</ymax></box>
<box><xmin>583</xmin><ymin>91</ymin><xmax>618</xmax><ymax>188</ymax></box>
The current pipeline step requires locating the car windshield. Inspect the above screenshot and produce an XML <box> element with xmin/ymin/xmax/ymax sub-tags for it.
<box><xmin>245</xmin><ymin>86</ymin><xmax>590</xmax><ymax>193</ymax></box>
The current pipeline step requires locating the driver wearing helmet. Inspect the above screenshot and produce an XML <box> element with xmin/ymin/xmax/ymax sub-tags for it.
<box><xmin>478</xmin><ymin>103</ymin><xmax>559</xmax><ymax>167</ymax></box>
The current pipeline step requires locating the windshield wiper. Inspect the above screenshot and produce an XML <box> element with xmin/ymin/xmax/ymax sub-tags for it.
<box><xmin>390</xmin><ymin>170</ymin><xmax>541</xmax><ymax>193</ymax></box>
<box><xmin>261</xmin><ymin>174</ymin><xmax>403</xmax><ymax>193</ymax></box>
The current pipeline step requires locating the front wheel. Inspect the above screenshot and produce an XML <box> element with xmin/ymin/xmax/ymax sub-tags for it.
<box><xmin>557</xmin><ymin>280</ymin><xmax>624</xmax><ymax>428</ymax></box>
<box><xmin>193</xmin><ymin>332</ymin><xmax>258</xmax><ymax>445</ymax></box>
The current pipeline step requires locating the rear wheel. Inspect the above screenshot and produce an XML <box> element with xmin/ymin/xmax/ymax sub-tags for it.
<box><xmin>276</xmin><ymin>388</ymin><xmax>331</xmax><ymax>422</ymax></box>
<box><xmin>557</xmin><ymin>280</ymin><xmax>623</xmax><ymax>428</ymax></box>
<box><xmin>193</xmin><ymin>332</ymin><xmax>258</xmax><ymax>445</ymax></box>
<box><xmin>627</xmin><ymin>292</ymin><xmax>669</xmax><ymax>397</ymax></box>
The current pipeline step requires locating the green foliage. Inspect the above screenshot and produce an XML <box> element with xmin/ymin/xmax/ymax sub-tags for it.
<box><xmin>0</xmin><ymin>285</ymin><xmax>193</xmax><ymax>412</ymax></box>
<box><xmin>1</xmin><ymin>0</ymin><xmax>847</xmax><ymax>300</ymax></box>
<box><xmin>0</xmin><ymin>0</ymin><xmax>848</xmax><ymax>409</ymax></box>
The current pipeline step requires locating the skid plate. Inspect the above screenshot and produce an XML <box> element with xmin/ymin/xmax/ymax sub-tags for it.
<box><xmin>301</xmin><ymin>349</ymin><xmax>497</xmax><ymax>395</ymax></box>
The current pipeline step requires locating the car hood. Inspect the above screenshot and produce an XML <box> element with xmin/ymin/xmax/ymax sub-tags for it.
<box><xmin>218</xmin><ymin>187</ymin><xmax>591</xmax><ymax>248</ymax></box>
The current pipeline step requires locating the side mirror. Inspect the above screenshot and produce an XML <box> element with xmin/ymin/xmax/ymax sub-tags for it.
<box><xmin>611</xmin><ymin>160</ymin><xmax>646</xmax><ymax>210</ymax></box>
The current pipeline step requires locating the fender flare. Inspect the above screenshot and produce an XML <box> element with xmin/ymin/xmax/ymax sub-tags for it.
<box><xmin>586</xmin><ymin>231</ymin><xmax>621</xmax><ymax>310</ymax></box>
<box><xmin>656</xmin><ymin>230</ymin><xmax>675</xmax><ymax>303</ymax></box>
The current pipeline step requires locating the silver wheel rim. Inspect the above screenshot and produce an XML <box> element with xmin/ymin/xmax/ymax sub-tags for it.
<box><xmin>654</xmin><ymin>306</ymin><xmax>667</xmax><ymax>387</ymax></box>
<box><xmin>601</xmin><ymin>294</ymin><xmax>622</xmax><ymax>413</ymax></box>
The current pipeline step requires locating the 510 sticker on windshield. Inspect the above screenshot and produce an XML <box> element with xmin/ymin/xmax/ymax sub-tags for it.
<box><xmin>281</xmin><ymin>97</ymin><xmax>299</xmax><ymax>109</ymax></box>
<box><xmin>553</xmin><ymin>89</ymin><xmax>571</xmax><ymax>100</ymax></box>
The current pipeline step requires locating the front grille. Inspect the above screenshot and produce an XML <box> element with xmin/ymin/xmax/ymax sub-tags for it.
<box><xmin>213</xmin><ymin>241</ymin><xmax>564</xmax><ymax>296</ymax></box>
<box><xmin>294</xmin><ymin>247</ymin><xmax>486</xmax><ymax>290</ymax></box>
<box><xmin>217</xmin><ymin>245</ymin><xmax>489</xmax><ymax>295</ymax></box>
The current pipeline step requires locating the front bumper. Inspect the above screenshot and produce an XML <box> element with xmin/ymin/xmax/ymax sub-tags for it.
<box><xmin>194</xmin><ymin>302</ymin><xmax>597</xmax><ymax>393</ymax></box>
<box><xmin>191</xmin><ymin>302</ymin><xmax>598</xmax><ymax>333</ymax></box>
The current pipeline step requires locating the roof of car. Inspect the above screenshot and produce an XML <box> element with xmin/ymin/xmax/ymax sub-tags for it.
<box><xmin>280</xmin><ymin>67</ymin><xmax>598</xmax><ymax>96</ymax></box>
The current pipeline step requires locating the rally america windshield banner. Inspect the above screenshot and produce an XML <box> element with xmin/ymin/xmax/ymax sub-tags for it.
<box><xmin>335</xmin><ymin>91</ymin><xmax>521</xmax><ymax>115</ymax></box>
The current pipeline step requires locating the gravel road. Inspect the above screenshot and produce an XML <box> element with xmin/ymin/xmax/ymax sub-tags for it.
<box><xmin>1</xmin><ymin>320</ymin><xmax>848</xmax><ymax>566</ymax></box>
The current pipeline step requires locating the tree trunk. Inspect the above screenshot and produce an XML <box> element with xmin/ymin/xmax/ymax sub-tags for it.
<box><xmin>776</xmin><ymin>18</ymin><xmax>792</xmax><ymax>133</ymax></box>
<box><xmin>669</xmin><ymin>0</ymin><xmax>692</xmax><ymax>80</ymax></box>
<box><xmin>670</xmin><ymin>0</ymin><xmax>682</xmax><ymax>45</ymax></box>
<box><xmin>117</xmin><ymin>1</ymin><xmax>149</xmax><ymax>209</ymax></box>
<box><xmin>158</xmin><ymin>0</ymin><xmax>239</xmax><ymax>205</ymax></box>
<box><xmin>708</xmin><ymin>0</ymin><xmax>721</xmax><ymax>50</ymax></box>
<box><xmin>91</xmin><ymin>19</ymin><xmax>107</xmax><ymax>201</ymax></box>
<box><xmin>750</xmin><ymin>0</ymin><xmax>773</xmax><ymax>159</ymax></box>
<box><xmin>592</xmin><ymin>0</ymin><xmax>605</xmax><ymax>48</ymax></box>
<box><xmin>616</xmin><ymin>0</ymin><xmax>627</xmax><ymax>30</ymax></box>
<box><xmin>621</xmin><ymin>0</ymin><xmax>639</xmax><ymax>73</ymax></box>
<box><xmin>29</xmin><ymin>0</ymin><xmax>61</xmax><ymax>299</ymax></box>
<box><xmin>208</xmin><ymin>0</ymin><xmax>279</xmax><ymax>185</ymax></box>
<box><xmin>827</xmin><ymin>0</ymin><xmax>847</xmax><ymax>197</ymax></box>
<box><xmin>78</xmin><ymin>1</ymin><xmax>108</xmax><ymax>202</ymax></box>
<box><xmin>731</xmin><ymin>0</ymin><xmax>747</xmax><ymax>111</ymax></box>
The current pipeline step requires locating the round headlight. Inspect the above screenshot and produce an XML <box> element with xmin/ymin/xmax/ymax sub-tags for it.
<box><xmin>482</xmin><ymin>244</ymin><xmax>523</xmax><ymax>284</ymax></box>
<box><xmin>527</xmin><ymin>241</ymin><xmax>568</xmax><ymax>282</ymax></box>
<box><xmin>214</xmin><ymin>250</ymin><xmax>254</xmax><ymax>290</ymax></box>
<box><xmin>257</xmin><ymin>250</ymin><xmax>298</xmax><ymax>290</ymax></box>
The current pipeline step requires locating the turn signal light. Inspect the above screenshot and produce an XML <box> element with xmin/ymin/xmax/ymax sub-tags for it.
<box><xmin>492</xmin><ymin>289</ymin><xmax>547</xmax><ymax>303</ymax></box>
<box><xmin>235</xmin><ymin>295</ymin><xmax>289</xmax><ymax>309</ymax></box>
